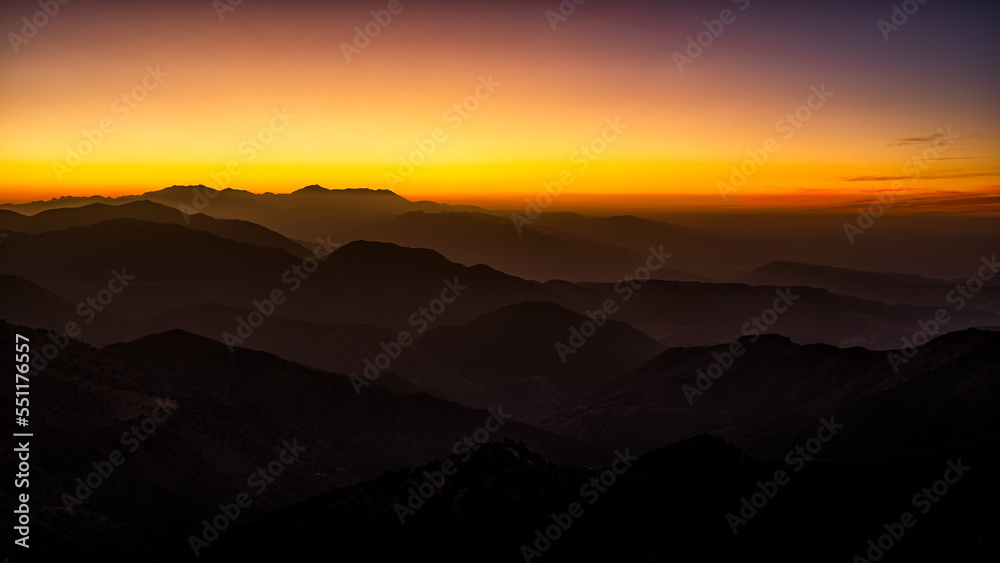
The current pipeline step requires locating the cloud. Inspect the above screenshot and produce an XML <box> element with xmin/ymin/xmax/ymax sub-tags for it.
<box><xmin>886</xmin><ymin>134</ymin><xmax>942</xmax><ymax>147</ymax></box>
<box><xmin>842</xmin><ymin>172</ymin><xmax>998</xmax><ymax>182</ymax></box>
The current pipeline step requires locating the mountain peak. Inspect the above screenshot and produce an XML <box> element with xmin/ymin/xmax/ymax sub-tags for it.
<box><xmin>290</xmin><ymin>185</ymin><xmax>402</xmax><ymax>197</ymax></box>
<box><xmin>294</xmin><ymin>184</ymin><xmax>330</xmax><ymax>193</ymax></box>
<box><xmin>333</xmin><ymin>239</ymin><xmax>451</xmax><ymax>264</ymax></box>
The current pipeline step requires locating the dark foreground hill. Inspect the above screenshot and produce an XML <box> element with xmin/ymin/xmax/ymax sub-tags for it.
<box><xmin>1</xmin><ymin>321</ymin><xmax>996</xmax><ymax>561</ymax></box>
<box><xmin>206</xmin><ymin>437</ymin><xmax>999</xmax><ymax>563</ymax></box>
<box><xmin>545</xmin><ymin>329</ymin><xmax>1000</xmax><ymax>455</ymax></box>
<box><xmin>0</xmin><ymin>321</ymin><xmax>593</xmax><ymax>562</ymax></box>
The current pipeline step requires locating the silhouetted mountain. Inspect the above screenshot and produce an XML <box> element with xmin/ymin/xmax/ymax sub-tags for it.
<box><xmin>6</xmin><ymin>219</ymin><xmax>995</xmax><ymax>356</ymax></box>
<box><xmin>206</xmin><ymin>434</ymin><xmax>999</xmax><ymax>563</ymax></box>
<box><xmin>529</xmin><ymin>212</ymin><xmax>720</xmax><ymax>268</ymax></box>
<box><xmin>392</xmin><ymin>301</ymin><xmax>664</xmax><ymax>419</ymax></box>
<box><xmin>0</xmin><ymin>274</ymin><xmax>79</xmax><ymax>329</ymax></box>
<box><xmin>0</xmin><ymin>185</ymin><xmax>484</xmax><ymax>241</ymax></box>
<box><xmin>657</xmin><ymin>211</ymin><xmax>1000</xmax><ymax>280</ymax></box>
<box><xmin>277</xmin><ymin>239</ymin><xmax>558</xmax><ymax>328</ymax></box>
<box><xmin>571</xmin><ymin>279</ymin><xmax>1000</xmax><ymax>349</ymax></box>
<box><xmin>6</xmin><ymin>189</ymin><xmax>998</xmax><ymax>280</ymax></box>
<box><xmin>0</xmin><ymin>274</ymin><xmax>138</xmax><ymax>345</ymax></box>
<box><xmin>141</xmin><ymin>302</ymin><xmax>396</xmax><ymax>376</ymax></box>
<box><xmin>545</xmin><ymin>328</ymin><xmax>1000</xmax><ymax>456</ymax></box>
<box><xmin>0</xmin><ymin>221</ymin><xmax>562</xmax><ymax>327</ymax></box>
<box><xmin>347</xmin><ymin>211</ymin><xmax>649</xmax><ymax>282</ymax></box>
<box><xmin>744</xmin><ymin>260</ymin><xmax>1000</xmax><ymax>312</ymax></box>
<box><xmin>0</xmin><ymin>320</ymin><xmax>595</xmax><ymax>562</ymax></box>
<box><xmin>0</xmin><ymin>219</ymin><xmax>300</xmax><ymax>317</ymax></box>
<box><xmin>0</xmin><ymin>200</ymin><xmax>310</xmax><ymax>257</ymax></box>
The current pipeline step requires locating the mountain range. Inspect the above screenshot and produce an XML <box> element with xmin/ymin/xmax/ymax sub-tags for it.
<box><xmin>0</xmin><ymin>186</ymin><xmax>997</xmax><ymax>561</ymax></box>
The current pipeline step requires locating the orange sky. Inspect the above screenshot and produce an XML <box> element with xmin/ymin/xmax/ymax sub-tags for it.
<box><xmin>1</xmin><ymin>0</ymin><xmax>998</xmax><ymax>209</ymax></box>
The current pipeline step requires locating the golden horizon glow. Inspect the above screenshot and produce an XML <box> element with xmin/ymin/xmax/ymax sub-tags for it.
<box><xmin>2</xmin><ymin>1</ymin><xmax>999</xmax><ymax>209</ymax></box>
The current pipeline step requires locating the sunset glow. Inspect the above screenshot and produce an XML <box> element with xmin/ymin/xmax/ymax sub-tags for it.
<box><xmin>2</xmin><ymin>0</ymin><xmax>998</xmax><ymax>208</ymax></box>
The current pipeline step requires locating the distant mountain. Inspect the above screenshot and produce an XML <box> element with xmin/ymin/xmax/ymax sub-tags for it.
<box><xmin>393</xmin><ymin>301</ymin><xmax>664</xmax><ymax>420</ymax></box>
<box><xmin>6</xmin><ymin>188</ymin><xmax>998</xmax><ymax>280</ymax></box>
<box><xmin>0</xmin><ymin>220</ymin><xmax>557</xmax><ymax>328</ymax></box>
<box><xmin>0</xmin><ymin>219</ymin><xmax>300</xmax><ymax>318</ymax></box>
<box><xmin>744</xmin><ymin>260</ymin><xmax>1000</xmax><ymax>313</ymax></box>
<box><xmin>347</xmin><ymin>210</ymin><xmax>654</xmax><ymax>282</ymax></box>
<box><xmin>528</xmin><ymin>212</ymin><xmax>714</xmax><ymax>254</ymax></box>
<box><xmin>5</xmin><ymin>219</ymin><xmax>995</xmax><ymax>354</ymax></box>
<box><xmin>3</xmin><ymin>188</ymin><xmax>996</xmax><ymax>562</ymax></box>
<box><xmin>526</xmin><ymin>212</ymin><xmax>738</xmax><ymax>278</ymax></box>
<box><xmin>0</xmin><ymin>185</ymin><xmax>485</xmax><ymax>241</ymax></box>
<box><xmin>0</xmin><ymin>200</ymin><xmax>310</xmax><ymax>257</ymax></box>
<box><xmin>141</xmin><ymin>302</ymin><xmax>397</xmax><ymax>376</ymax></box>
<box><xmin>569</xmin><ymin>279</ymin><xmax>1000</xmax><ymax>349</ymax></box>
<box><xmin>283</xmin><ymin>239</ymin><xmax>558</xmax><ymax>328</ymax></box>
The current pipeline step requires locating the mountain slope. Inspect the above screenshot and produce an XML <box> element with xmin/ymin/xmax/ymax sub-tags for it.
<box><xmin>0</xmin><ymin>200</ymin><xmax>311</xmax><ymax>257</ymax></box>
<box><xmin>543</xmin><ymin>328</ymin><xmax>1000</xmax><ymax>455</ymax></box>
<box><xmin>569</xmin><ymin>279</ymin><xmax>1000</xmax><ymax>349</ymax></box>
<box><xmin>0</xmin><ymin>220</ymin><xmax>556</xmax><ymax>327</ymax></box>
<box><xmin>347</xmin><ymin>211</ymin><xmax>647</xmax><ymax>282</ymax></box>
<box><xmin>744</xmin><ymin>260</ymin><xmax>1000</xmax><ymax>312</ymax></box>
<box><xmin>0</xmin><ymin>185</ymin><xmax>485</xmax><ymax>241</ymax></box>
<box><xmin>392</xmin><ymin>301</ymin><xmax>664</xmax><ymax>419</ymax></box>
<box><xmin>0</xmin><ymin>320</ymin><xmax>596</xmax><ymax>561</ymax></box>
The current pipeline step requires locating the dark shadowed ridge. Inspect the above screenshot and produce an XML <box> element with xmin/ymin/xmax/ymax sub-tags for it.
<box><xmin>577</xmin><ymin>278</ymin><xmax>1000</xmax><ymax>349</ymax></box>
<box><xmin>0</xmin><ymin>199</ymin><xmax>311</xmax><ymax>257</ymax></box>
<box><xmin>346</xmin><ymin>210</ymin><xmax>650</xmax><ymax>282</ymax></box>
<box><xmin>0</xmin><ymin>218</ymin><xmax>300</xmax><ymax>317</ymax></box>
<box><xmin>1</xmin><ymin>185</ymin><xmax>487</xmax><ymax>241</ymax></box>
<box><xmin>0</xmin><ymin>319</ymin><xmax>599</xmax><ymax>561</ymax></box>
<box><xmin>743</xmin><ymin>260</ymin><xmax>1000</xmax><ymax>311</ymax></box>
<box><xmin>392</xmin><ymin>300</ymin><xmax>664</xmax><ymax>420</ymax></box>
<box><xmin>207</xmin><ymin>428</ymin><xmax>998</xmax><ymax>563</ymax></box>
<box><xmin>544</xmin><ymin>328</ymin><xmax>1000</xmax><ymax>456</ymax></box>
<box><xmin>140</xmin><ymin>302</ymin><xmax>397</xmax><ymax>375</ymax></box>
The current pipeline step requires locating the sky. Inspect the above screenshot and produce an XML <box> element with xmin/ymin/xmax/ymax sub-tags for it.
<box><xmin>1</xmin><ymin>0</ymin><xmax>998</xmax><ymax>209</ymax></box>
